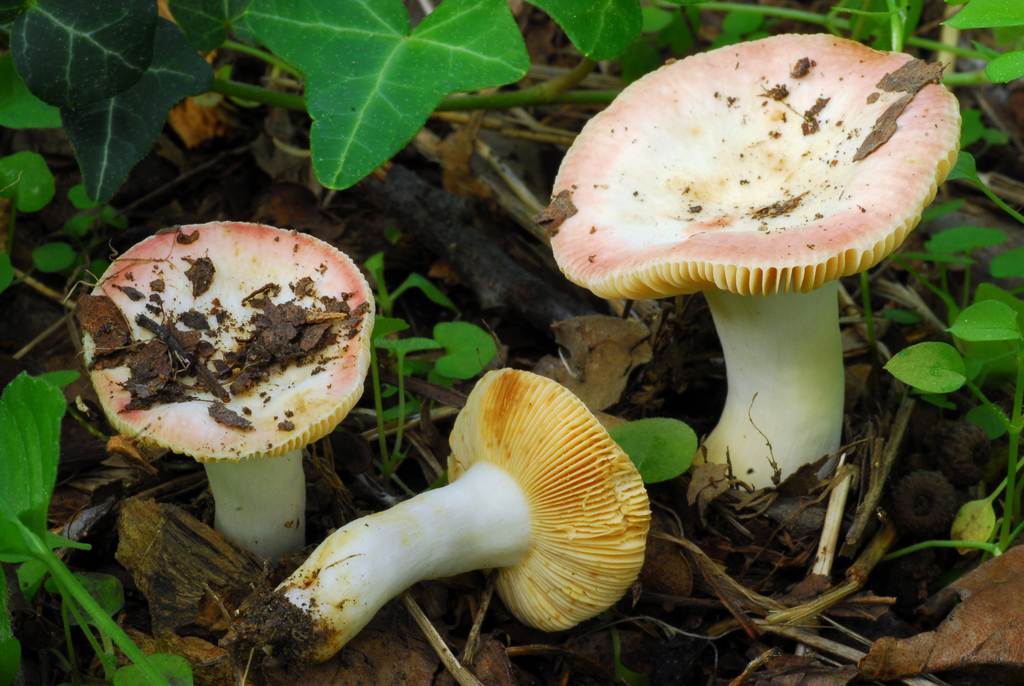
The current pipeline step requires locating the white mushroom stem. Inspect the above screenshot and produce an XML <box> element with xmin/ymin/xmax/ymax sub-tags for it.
<box><xmin>277</xmin><ymin>462</ymin><xmax>532</xmax><ymax>661</ymax></box>
<box><xmin>701</xmin><ymin>281</ymin><xmax>844</xmax><ymax>488</ymax></box>
<box><xmin>204</xmin><ymin>450</ymin><xmax>306</xmax><ymax>560</ymax></box>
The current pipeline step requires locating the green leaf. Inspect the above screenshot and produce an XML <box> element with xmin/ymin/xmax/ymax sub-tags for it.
<box><xmin>609</xmin><ymin>417</ymin><xmax>696</xmax><ymax>483</ymax></box>
<box><xmin>31</xmin><ymin>243</ymin><xmax>75</xmax><ymax>273</ymax></box>
<box><xmin>0</xmin><ymin>151</ymin><xmax>55</xmax><ymax>212</ymax></box>
<box><xmin>990</xmin><ymin>247</ymin><xmax>1024</xmax><ymax>278</ymax></box>
<box><xmin>0</xmin><ymin>54</ymin><xmax>62</xmax><ymax>129</ymax></box>
<box><xmin>0</xmin><ymin>255</ymin><xmax>12</xmax><ymax>296</ymax></box>
<box><xmin>0</xmin><ymin>571</ymin><xmax>10</xmax><ymax>641</ymax></box>
<box><xmin>947</xmin><ymin>151</ymin><xmax>980</xmax><ymax>184</ymax></box>
<box><xmin>369</xmin><ymin>316</ymin><xmax>409</xmax><ymax>344</ymax></box>
<box><xmin>113</xmin><ymin>653</ymin><xmax>193</xmax><ymax>686</ymax></box>
<box><xmin>946</xmin><ymin>0</ymin><xmax>1024</xmax><ymax>29</ymax></box>
<box><xmin>656</xmin><ymin>7</ymin><xmax>697</xmax><ymax>55</ymax></box>
<box><xmin>391</xmin><ymin>273</ymin><xmax>458</xmax><ymax>313</ymax></box>
<box><xmin>61</xmin><ymin>19</ymin><xmax>214</xmax><ymax>203</ymax></box>
<box><xmin>922</xmin><ymin>198</ymin><xmax>965</xmax><ymax>222</ymax></box>
<box><xmin>432</xmin><ymin>322</ymin><xmax>496</xmax><ymax>379</ymax></box>
<box><xmin>36</xmin><ymin>370</ymin><xmax>80</xmax><ymax>389</ymax></box>
<box><xmin>44</xmin><ymin>531</ymin><xmax>91</xmax><ymax>551</ymax></box>
<box><xmin>925</xmin><ymin>226</ymin><xmax>1005</xmax><ymax>254</ymax></box>
<box><xmin>11</xmin><ymin>0</ymin><xmax>158</xmax><ymax>109</ymax></box>
<box><xmin>966</xmin><ymin>403</ymin><xmax>1008</xmax><ymax>439</ymax></box>
<box><xmin>641</xmin><ymin>6</ymin><xmax>673</xmax><ymax>33</ymax></box>
<box><xmin>68</xmin><ymin>184</ymin><xmax>99</xmax><ymax>210</ymax></box>
<box><xmin>987</xmin><ymin>49</ymin><xmax>1024</xmax><ymax>82</ymax></box>
<box><xmin>882</xmin><ymin>309</ymin><xmax>922</xmax><ymax>324</ymax></box>
<box><xmin>0</xmin><ymin>373</ymin><xmax>66</xmax><ymax>549</ymax></box>
<box><xmin>916</xmin><ymin>392</ymin><xmax>957</xmax><ymax>410</ymax></box>
<box><xmin>722</xmin><ymin>10</ymin><xmax>763</xmax><ymax>34</ymax></box>
<box><xmin>375</xmin><ymin>336</ymin><xmax>442</xmax><ymax>357</ymax></box>
<box><xmin>247</xmin><ymin>0</ymin><xmax>529</xmax><ymax>191</ymax></box>
<box><xmin>950</xmin><ymin>499</ymin><xmax>997</xmax><ymax>554</ymax></box>
<box><xmin>384</xmin><ymin>225</ymin><xmax>403</xmax><ymax>245</ymax></box>
<box><xmin>973</xmin><ymin>282</ymin><xmax>1024</xmax><ymax>324</ymax></box>
<box><xmin>948</xmin><ymin>300</ymin><xmax>1021</xmax><ymax>342</ymax></box>
<box><xmin>532</xmin><ymin>0</ymin><xmax>641</xmax><ymax>60</ymax></box>
<box><xmin>100</xmin><ymin>205</ymin><xmax>128</xmax><ymax>229</ymax></box>
<box><xmin>619</xmin><ymin>41</ymin><xmax>662</xmax><ymax>83</ymax></box>
<box><xmin>0</xmin><ymin>637</ymin><xmax>19</xmax><ymax>686</ymax></box>
<box><xmin>45</xmin><ymin>572</ymin><xmax>124</xmax><ymax>625</ymax></box>
<box><xmin>17</xmin><ymin>557</ymin><xmax>48</xmax><ymax>601</ymax></box>
<box><xmin>64</xmin><ymin>213</ymin><xmax>96</xmax><ymax>238</ymax></box>
<box><xmin>884</xmin><ymin>341</ymin><xmax>966</xmax><ymax>393</ymax></box>
<box><xmin>896</xmin><ymin>252</ymin><xmax>974</xmax><ymax>264</ymax></box>
<box><xmin>167</xmin><ymin>0</ymin><xmax>250</xmax><ymax>51</ymax></box>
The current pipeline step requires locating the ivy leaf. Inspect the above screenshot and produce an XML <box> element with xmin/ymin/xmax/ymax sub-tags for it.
<box><xmin>532</xmin><ymin>0</ymin><xmax>641</xmax><ymax>60</ymax></box>
<box><xmin>61</xmin><ymin>19</ymin><xmax>214</xmax><ymax>203</ymax></box>
<box><xmin>247</xmin><ymin>0</ymin><xmax>529</xmax><ymax>190</ymax></box>
<box><xmin>986</xmin><ymin>49</ymin><xmax>1024</xmax><ymax>83</ymax></box>
<box><xmin>11</xmin><ymin>0</ymin><xmax>158</xmax><ymax>109</ymax></box>
<box><xmin>167</xmin><ymin>0</ymin><xmax>251</xmax><ymax>51</ymax></box>
<box><xmin>0</xmin><ymin>1</ymin><xmax>27</xmax><ymax>23</ymax></box>
<box><xmin>0</xmin><ymin>374</ymin><xmax>66</xmax><ymax>558</ymax></box>
<box><xmin>0</xmin><ymin>54</ymin><xmax>62</xmax><ymax>129</ymax></box>
<box><xmin>948</xmin><ymin>300</ymin><xmax>1021</xmax><ymax>342</ymax></box>
<box><xmin>884</xmin><ymin>341</ymin><xmax>966</xmax><ymax>393</ymax></box>
<box><xmin>946</xmin><ymin>0</ymin><xmax>1024</xmax><ymax>29</ymax></box>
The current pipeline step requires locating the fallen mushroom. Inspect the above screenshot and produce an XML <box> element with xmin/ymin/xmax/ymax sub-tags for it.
<box><xmin>545</xmin><ymin>34</ymin><xmax>960</xmax><ymax>487</ymax></box>
<box><xmin>227</xmin><ymin>368</ymin><xmax>650</xmax><ymax>663</ymax></box>
<box><xmin>77</xmin><ymin>222</ymin><xmax>373</xmax><ymax>559</ymax></box>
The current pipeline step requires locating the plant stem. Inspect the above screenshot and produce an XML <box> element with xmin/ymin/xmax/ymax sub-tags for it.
<box><xmin>884</xmin><ymin>0</ymin><xmax>903</xmax><ymax>52</ymax></box>
<box><xmin>883</xmin><ymin>538</ymin><xmax>1000</xmax><ymax>560</ymax></box>
<box><xmin>59</xmin><ymin>596</ymin><xmax>81</xmax><ymax>686</ymax></box>
<box><xmin>223</xmin><ymin>40</ymin><xmax>303</xmax><ymax>79</ymax></box>
<box><xmin>210</xmin><ymin>78</ymin><xmax>306</xmax><ymax>111</ymax></box>
<box><xmin>1004</xmin><ymin>346</ymin><xmax>1024</xmax><ymax>545</ymax></box>
<box><xmin>370</xmin><ymin>348</ymin><xmax>389</xmax><ymax>470</ymax></box>
<box><xmin>438</xmin><ymin>57</ymin><xmax>596</xmax><ymax>111</ymax></box>
<box><xmin>391</xmin><ymin>352</ymin><xmax>408</xmax><ymax>479</ymax></box>
<box><xmin>942</xmin><ymin>70</ymin><xmax>990</xmax><ymax>87</ymax></box>
<box><xmin>26</xmin><ymin>531</ymin><xmax>168</xmax><ymax>685</ymax></box>
<box><xmin>698</xmin><ymin>2</ymin><xmax>990</xmax><ymax>60</ymax></box>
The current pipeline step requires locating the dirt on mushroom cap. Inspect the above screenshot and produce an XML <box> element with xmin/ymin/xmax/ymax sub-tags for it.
<box><xmin>78</xmin><ymin>222</ymin><xmax>374</xmax><ymax>461</ymax></box>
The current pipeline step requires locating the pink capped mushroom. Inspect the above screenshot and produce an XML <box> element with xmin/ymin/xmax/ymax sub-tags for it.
<box><xmin>76</xmin><ymin>222</ymin><xmax>373</xmax><ymax>559</ymax></box>
<box><xmin>544</xmin><ymin>34</ymin><xmax>960</xmax><ymax>488</ymax></box>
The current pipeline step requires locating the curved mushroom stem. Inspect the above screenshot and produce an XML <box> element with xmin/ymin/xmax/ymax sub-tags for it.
<box><xmin>204</xmin><ymin>449</ymin><xmax>306</xmax><ymax>560</ymax></box>
<box><xmin>701</xmin><ymin>281</ymin><xmax>844</xmax><ymax>489</ymax></box>
<box><xmin>255</xmin><ymin>462</ymin><xmax>532</xmax><ymax>662</ymax></box>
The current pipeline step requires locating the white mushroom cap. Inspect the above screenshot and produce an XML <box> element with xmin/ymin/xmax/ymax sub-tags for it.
<box><xmin>550</xmin><ymin>34</ymin><xmax>960</xmax><ymax>299</ymax></box>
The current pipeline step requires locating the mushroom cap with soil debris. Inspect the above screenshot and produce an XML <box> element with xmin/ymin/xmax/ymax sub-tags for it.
<box><xmin>77</xmin><ymin>221</ymin><xmax>374</xmax><ymax>558</ymax></box>
<box><xmin>544</xmin><ymin>34</ymin><xmax>960</xmax><ymax>489</ymax></box>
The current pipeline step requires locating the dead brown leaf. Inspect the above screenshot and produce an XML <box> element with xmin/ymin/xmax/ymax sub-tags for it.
<box><xmin>859</xmin><ymin>545</ymin><xmax>1024</xmax><ymax>683</ymax></box>
<box><xmin>533</xmin><ymin>315</ymin><xmax>652</xmax><ymax>411</ymax></box>
<box><xmin>687</xmin><ymin>462</ymin><xmax>732</xmax><ymax>524</ymax></box>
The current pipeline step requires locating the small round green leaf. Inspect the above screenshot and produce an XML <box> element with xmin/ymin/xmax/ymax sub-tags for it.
<box><xmin>433</xmin><ymin>322</ymin><xmax>497</xmax><ymax>380</ymax></box>
<box><xmin>0</xmin><ymin>53</ymin><xmax>62</xmax><ymax>129</ymax></box>
<box><xmin>986</xmin><ymin>50</ymin><xmax>1024</xmax><ymax>83</ymax></box>
<box><xmin>67</xmin><ymin>184</ymin><xmax>99</xmax><ymax>209</ymax></box>
<box><xmin>950</xmin><ymin>499</ymin><xmax>997</xmax><ymax>555</ymax></box>
<box><xmin>31</xmin><ymin>243</ymin><xmax>75</xmax><ymax>273</ymax></box>
<box><xmin>966</xmin><ymin>403</ymin><xmax>1008</xmax><ymax>440</ymax></box>
<box><xmin>884</xmin><ymin>342</ymin><xmax>966</xmax><ymax>393</ymax></box>
<box><xmin>990</xmin><ymin>247</ymin><xmax>1024</xmax><ymax>278</ymax></box>
<box><xmin>609</xmin><ymin>417</ymin><xmax>696</xmax><ymax>484</ymax></box>
<box><xmin>722</xmin><ymin>10</ymin><xmax>763</xmax><ymax>35</ymax></box>
<box><xmin>947</xmin><ymin>151</ymin><xmax>979</xmax><ymax>184</ymax></box>
<box><xmin>63</xmin><ymin>213</ymin><xmax>95</xmax><ymax>238</ymax></box>
<box><xmin>948</xmin><ymin>300</ymin><xmax>1021</xmax><ymax>342</ymax></box>
<box><xmin>925</xmin><ymin>226</ymin><xmax>1005</xmax><ymax>254</ymax></box>
<box><xmin>44</xmin><ymin>572</ymin><xmax>124</xmax><ymax>626</ymax></box>
<box><xmin>0</xmin><ymin>151</ymin><xmax>54</xmax><ymax>212</ymax></box>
